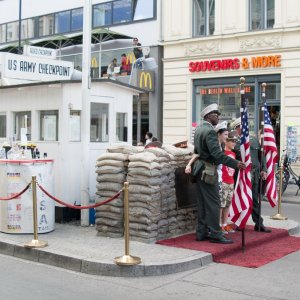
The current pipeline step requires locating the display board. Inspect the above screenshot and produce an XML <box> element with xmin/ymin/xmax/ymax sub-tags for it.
<box><xmin>0</xmin><ymin>159</ymin><xmax>55</xmax><ymax>233</ymax></box>
<box><xmin>287</xmin><ymin>126</ymin><xmax>298</xmax><ymax>162</ymax></box>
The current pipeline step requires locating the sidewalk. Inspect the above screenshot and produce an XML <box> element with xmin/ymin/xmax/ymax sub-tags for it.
<box><xmin>0</xmin><ymin>193</ymin><xmax>299</xmax><ymax>277</ymax></box>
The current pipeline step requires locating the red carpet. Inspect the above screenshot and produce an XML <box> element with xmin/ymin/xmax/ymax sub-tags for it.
<box><xmin>157</xmin><ymin>226</ymin><xmax>300</xmax><ymax>268</ymax></box>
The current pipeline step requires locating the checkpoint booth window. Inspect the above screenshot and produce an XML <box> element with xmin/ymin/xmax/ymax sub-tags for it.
<box><xmin>14</xmin><ymin>111</ymin><xmax>31</xmax><ymax>141</ymax></box>
<box><xmin>192</xmin><ymin>74</ymin><xmax>281</xmax><ymax>138</ymax></box>
<box><xmin>0</xmin><ymin>113</ymin><xmax>6</xmax><ymax>138</ymax></box>
<box><xmin>39</xmin><ymin>110</ymin><xmax>59</xmax><ymax>141</ymax></box>
<box><xmin>90</xmin><ymin>102</ymin><xmax>109</xmax><ymax>142</ymax></box>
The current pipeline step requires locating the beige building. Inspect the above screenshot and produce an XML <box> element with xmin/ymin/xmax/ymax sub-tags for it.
<box><xmin>162</xmin><ymin>0</ymin><xmax>300</xmax><ymax>162</ymax></box>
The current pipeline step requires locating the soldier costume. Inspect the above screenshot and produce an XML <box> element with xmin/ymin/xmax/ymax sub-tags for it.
<box><xmin>231</xmin><ymin>117</ymin><xmax>271</xmax><ymax>232</ymax></box>
<box><xmin>193</xmin><ymin>104</ymin><xmax>244</xmax><ymax>244</ymax></box>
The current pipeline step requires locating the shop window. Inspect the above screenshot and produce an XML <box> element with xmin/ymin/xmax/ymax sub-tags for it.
<box><xmin>250</xmin><ymin>0</ymin><xmax>274</xmax><ymax>31</ymax></box>
<box><xmin>193</xmin><ymin>0</ymin><xmax>215</xmax><ymax>36</ymax></box>
<box><xmin>195</xmin><ymin>84</ymin><xmax>255</xmax><ymax>133</ymax></box>
<box><xmin>113</xmin><ymin>0</ymin><xmax>132</xmax><ymax>24</ymax></box>
<box><xmin>38</xmin><ymin>14</ymin><xmax>55</xmax><ymax>37</ymax></box>
<box><xmin>116</xmin><ymin>113</ymin><xmax>128</xmax><ymax>142</ymax></box>
<box><xmin>14</xmin><ymin>111</ymin><xmax>31</xmax><ymax>141</ymax></box>
<box><xmin>0</xmin><ymin>113</ymin><xmax>6</xmax><ymax>138</ymax></box>
<box><xmin>93</xmin><ymin>3</ymin><xmax>112</xmax><ymax>27</ymax></box>
<box><xmin>39</xmin><ymin>110</ymin><xmax>59</xmax><ymax>141</ymax></box>
<box><xmin>71</xmin><ymin>8</ymin><xmax>83</xmax><ymax>32</ymax></box>
<box><xmin>90</xmin><ymin>103</ymin><xmax>109</xmax><ymax>142</ymax></box>
<box><xmin>133</xmin><ymin>0</ymin><xmax>154</xmax><ymax>21</ymax></box>
<box><xmin>55</xmin><ymin>11</ymin><xmax>71</xmax><ymax>34</ymax></box>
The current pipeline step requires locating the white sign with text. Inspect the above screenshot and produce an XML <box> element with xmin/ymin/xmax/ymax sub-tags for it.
<box><xmin>4</xmin><ymin>53</ymin><xmax>74</xmax><ymax>81</ymax></box>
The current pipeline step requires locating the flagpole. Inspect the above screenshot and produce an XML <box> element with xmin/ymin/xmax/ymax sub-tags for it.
<box><xmin>240</xmin><ymin>76</ymin><xmax>246</xmax><ymax>252</ymax></box>
<box><xmin>257</xmin><ymin>83</ymin><xmax>267</xmax><ymax>232</ymax></box>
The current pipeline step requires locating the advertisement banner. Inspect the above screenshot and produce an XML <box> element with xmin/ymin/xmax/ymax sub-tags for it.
<box><xmin>0</xmin><ymin>160</ymin><xmax>55</xmax><ymax>234</ymax></box>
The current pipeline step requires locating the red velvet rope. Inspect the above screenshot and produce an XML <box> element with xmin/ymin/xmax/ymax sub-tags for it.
<box><xmin>0</xmin><ymin>183</ymin><xmax>31</xmax><ymax>201</ymax></box>
<box><xmin>37</xmin><ymin>182</ymin><xmax>123</xmax><ymax>209</ymax></box>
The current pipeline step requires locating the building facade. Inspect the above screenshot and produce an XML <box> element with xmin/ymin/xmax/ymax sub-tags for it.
<box><xmin>0</xmin><ymin>0</ymin><xmax>163</xmax><ymax>224</ymax></box>
<box><xmin>162</xmin><ymin>0</ymin><xmax>300</xmax><ymax>161</ymax></box>
<box><xmin>0</xmin><ymin>0</ymin><xmax>163</xmax><ymax>143</ymax></box>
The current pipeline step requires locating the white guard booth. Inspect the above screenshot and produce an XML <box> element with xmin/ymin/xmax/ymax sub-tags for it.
<box><xmin>0</xmin><ymin>159</ymin><xmax>55</xmax><ymax>233</ymax></box>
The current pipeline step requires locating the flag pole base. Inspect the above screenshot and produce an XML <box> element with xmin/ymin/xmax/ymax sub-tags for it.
<box><xmin>114</xmin><ymin>255</ymin><xmax>141</xmax><ymax>266</ymax></box>
<box><xmin>24</xmin><ymin>239</ymin><xmax>48</xmax><ymax>248</ymax></box>
<box><xmin>270</xmin><ymin>213</ymin><xmax>288</xmax><ymax>220</ymax></box>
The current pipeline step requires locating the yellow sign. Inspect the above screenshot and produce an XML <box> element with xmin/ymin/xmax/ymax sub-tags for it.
<box><xmin>91</xmin><ymin>57</ymin><xmax>98</xmax><ymax>68</ymax></box>
<box><xmin>139</xmin><ymin>71</ymin><xmax>152</xmax><ymax>89</ymax></box>
<box><xmin>126</xmin><ymin>53</ymin><xmax>136</xmax><ymax>64</ymax></box>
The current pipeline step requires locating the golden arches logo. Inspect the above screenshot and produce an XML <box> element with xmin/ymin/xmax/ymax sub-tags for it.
<box><xmin>126</xmin><ymin>53</ymin><xmax>136</xmax><ymax>64</ymax></box>
<box><xmin>91</xmin><ymin>57</ymin><xmax>98</xmax><ymax>68</ymax></box>
<box><xmin>139</xmin><ymin>72</ymin><xmax>152</xmax><ymax>89</ymax></box>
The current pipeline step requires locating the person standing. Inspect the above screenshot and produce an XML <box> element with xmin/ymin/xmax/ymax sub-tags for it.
<box><xmin>193</xmin><ymin>104</ymin><xmax>246</xmax><ymax>244</ymax></box>
<box><xmin>231</xmin><ymin>117</ymin><xmax>271</xmax><ymax>233</ymax></box>
<box><xmin>145</xmin><ymin>132</ymin><xmax>153</xmax><ymax>145</ymax></box>
<box><xmin>220</xmin><ymin>131</ymin><xmax>238</xmax><ymax>233</ymax></box>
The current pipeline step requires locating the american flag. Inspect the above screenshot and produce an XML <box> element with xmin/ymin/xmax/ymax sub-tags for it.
<box><xmin>263</xmin><ymin>102</ymin><xmax>278</xmax><ymax>207</ymax></box>
<box><xmin>229</xmin><ymin>93</ymin><xmax>253</xmax><ymax>229</ymax></box>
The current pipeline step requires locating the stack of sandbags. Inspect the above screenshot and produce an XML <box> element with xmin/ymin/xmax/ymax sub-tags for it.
<box><xmin>95</xmin><ymin>151</ymin><xmax>127</xmax><ymax>238</ymax></box>
<box><xmin>127</xmin><ymin>151</ymin><xmax>166</xmax><ymax>243</ymax></box>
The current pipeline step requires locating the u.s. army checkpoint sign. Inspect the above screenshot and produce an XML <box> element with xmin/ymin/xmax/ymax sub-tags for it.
<box><xmin>3</xmin><ymin>52</ymin><xmax>74</xmax><ymax>82</ymax></box>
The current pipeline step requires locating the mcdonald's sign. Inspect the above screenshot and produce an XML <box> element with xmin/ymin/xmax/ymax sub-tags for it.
<box><xmin>91</xmin><ymin>57</ymin><xmax>98</xmax><ymax>68</ymax></box>
<box><xmin>126</xmin><ymin>52</ymin><xmax>136</xmax><ymax>64</ymax></box>
<box><xmin>138</xmin><ymin>70</ymin><xmax>154</xmax><ymax>92</ymax></box>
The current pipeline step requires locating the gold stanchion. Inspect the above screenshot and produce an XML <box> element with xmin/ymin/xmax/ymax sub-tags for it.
<box><xmin>114</xmin><ymin>182</ymin><xmax>141</xmax><ymax>265</ymax></box>
<box><xmin>24</xmin><ymin>176</ymin><xmax>48</xmax><ymax>248</ymax></box>
<box><xmin>271</xmin><ymin>164</ymin><xmax>287</xmax><ymax>220</ymax></box>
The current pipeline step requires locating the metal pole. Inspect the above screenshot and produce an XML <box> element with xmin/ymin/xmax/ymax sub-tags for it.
<box><xmin>257</xmin><ymin>83</ymin><xmax>267</xmax><ymax>232</ymax></box>
<box><xmin>114</xmin><ymin>182</ymin><xmax>141</xmax><ymax>265</ymax></box>
<box><xmin>24</xmin><ymin>176</ymin><xmax>48</xmax><ymax>248</ymax></box>
<box><xmin>18</xmin><ymin>0</ymin><xmax>22</xmax><ymax>54</ymax></box>
<box><xmin>240</xmin><ymin>77</ymin><xmax>246</xmax><ymax>251</ymax></box>
<box><xmin>271</xmin><ymin>158</ymin><xmax>287</xmax><ymax>220</ymax></box>
<box><xmin>80</xmin><ymin>0</ymin><xmax>92</xmax><ymax>226</ymax></box>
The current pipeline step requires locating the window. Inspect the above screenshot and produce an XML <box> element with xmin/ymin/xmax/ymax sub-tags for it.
<box><xmin>250</xmin><ymin>0</ymin><xmax>274</xmax><ymax>30</ymax></box>
<box><xmin>39</xmin><ymin>110</ymin><xmax>59</xmax><ymax>141</ymax></box>
<box><xmin>6</xmin><ymin>21</ymin><xmax>18</xmax><ymax>42</ymax></box>
<box><xmin>14</xmin><ymin>111</ymin><xmax>31</xmax><ymax>141</ymax></box>
<box><xmin>113</xmin><ymin>0</ymin><xmax>132</xmax><ymax>24</ymax></box>
<box><xmin>193</xmin><ymin>75</ymin><xmax>281</xmax><ymax>138</ymax></box>
<box><xmin>55</xmin><ymin>11</ymin><xmax>71</xmax><ymax>34</ymax></box>
<box><xmin>193</xmin><ymin>0</ymin><xmax>215</xmax><ymax>36</ymax></box>
<box><xmin>71</xmin><ymin>8</ymin><xmax>83</xmax><ymax>31</ymax></box>
<box><xmin>69</xmin><ymin>110</ymin><xmax>81</xmax><ymax>142</ymax></box>
<box><xmin>90</xmin><ymin>103</ymin><xmax>109</xmax><ymax>142</ymax></box>
<box><xmin>133</xmin><ymin>0</ymin><xmax>154</xmax><ymax>21</ymax></box>
<box><xmin>21</xmin><ymin>18</ymin><xmax>35</xmax><ymax>40</ymax></box>
<box><xmin>0</xmin><ymin>24</ymin><xmax>6</xmax><ymax>43</ymax></box>
<box><xmin>0</xmin><ymin>113</ymin><xmax>6</xmax><ymax>138</ymax></box>
<box><xmin>39</xmin><ymin>14</ymin><xmax>55</xmax><ymax>37</ymax></box>
<box><xmin>93</xmin><ymin>3</ymin><xmax>112</xmax><ymax>27</ymax></box>
<box><xmin>116</xmin><ymin>113</ymin><xmax>128</xmax><ymax>142</ymax></box>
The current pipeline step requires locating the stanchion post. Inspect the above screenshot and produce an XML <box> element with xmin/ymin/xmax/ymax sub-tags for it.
<box><xmin>24</xmin><ymin>176</ymin><xmax>48</xmax><ymax>248</ymax></box>
<box><xmin>114</xmin><ymin>182</ymin><xmax>141</xmax><ymax>265</ymax></box>
<box><xmin>271</xmin><ymin>164</ymin><xmax>287</xmax><ymax>220</ymax></box>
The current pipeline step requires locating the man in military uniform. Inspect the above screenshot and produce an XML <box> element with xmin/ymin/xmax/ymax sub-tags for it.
<box><xmin>193</xmin><ymin>104</ymin><xmax>246</xmax><ymax>244</ymax></box>
<box><xmin>231</xmin><ymin>117</ymin><xmax>271</xmax><ymax>233</ymax></box>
